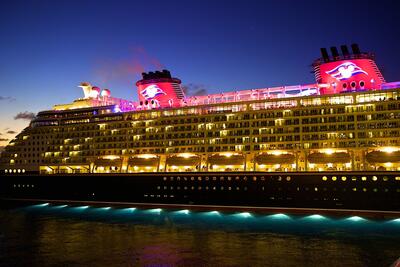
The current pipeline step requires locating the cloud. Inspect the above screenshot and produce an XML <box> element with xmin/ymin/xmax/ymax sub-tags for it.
<box><xmin>14</xmin><ymin>111</ymin><xmax>35</xmax><ymax>121</ymax></box>
<box><xmin>0</xmin><ymin>138</ymin><xmax>9</xmax><ymax>141</ymax></box>
<box><xmin>0</xmin><ymin>96</ymin><xmax>16</xmax><ymax>102</ymax></box>
<box><xmin>93</xmin><ymin>46</ymin><xmax>164</xmax><ymax>86</ymax></box>
<box><xmin>182</xmin><ymin>83</ymin><xmax>208</xmax><ymax>96</ymax></box>
<box><xmin>6</xmin><ymin>130</ymin><xmax>17</xmax><ymax>134</ymax></box>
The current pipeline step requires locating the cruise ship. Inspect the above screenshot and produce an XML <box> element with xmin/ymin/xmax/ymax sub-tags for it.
<box><xmin>1</xmin><ymin>44</ymin><xmax>400</xmax><ymax>214</ymax></box>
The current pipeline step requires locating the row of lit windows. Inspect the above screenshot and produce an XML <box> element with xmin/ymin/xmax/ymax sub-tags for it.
<box><xmin>5</xmin><ymin>169</ymin><xmax>26</xmax><ymax>173</ymax></box>
<box><xmin>163</xmin><ymin>175</ymin><xmax>400</xmax><ymax>182</ymax></box>
<box><xmin>156</xmin><ymin>185</ymin><xmax>399</xmax><ymax>193</ymax></box>
<box><xmin>13</xmin><ymin>184</ymin><xmax>34</xmax><ymax>188</ymax></box>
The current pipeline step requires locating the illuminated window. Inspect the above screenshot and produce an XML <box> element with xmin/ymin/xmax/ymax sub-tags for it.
<box><xmin>322</xmin><ymin>176</ymin><xmax>327</xmax><ymax>181</ymax></box>
<box><xmin>286</xmin><ymin>176</ymin><xmax>291</xmax><ymax>181</ymax></box>
<box><xmin>372</xmin><ymin>176</ymin><xmax>378</xmax><ymax>181</ymax></box>
<box><xmin>341</xmin><ymin>176</ymin><xmax>347</xmax><ymax>181</ymax></box>
<box><xmin>332</xmin><ymin>176</ymin><xmax>337</xmax><ymax>181</ymax></box>
<box><xmin>362</xmin><ymin>176</ymin><xmax>367</xmax><ymax>181</ymax></box>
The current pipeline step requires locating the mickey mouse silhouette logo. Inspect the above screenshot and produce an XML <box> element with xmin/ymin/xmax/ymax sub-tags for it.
<box><xmin>326</xmin><ymin>62</ymin><xmax>368</xmax><ymax>81</ymax></box>
<box><xmin>140</xmin><ymin>84</ymin><xmax>166</xmax><ymax>99</ymax></box>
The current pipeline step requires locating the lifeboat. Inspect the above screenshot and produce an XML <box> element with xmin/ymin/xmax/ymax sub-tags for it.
<box><xmin>166</xmin><ymin>156</ymin><xmax>201</xmax><ymax>166</ymax></box>
<box><xmin>128</xmin><ymin>157</ymin><xmax>159</xmax><ymax>166</ymax></box>
<box><xmin>255</xmin><ymin>153</ymin><xmax>295</xmax><ymax>165</ymax></box>
<box><xmin>366</xmin><ymin>151</ymin><xmax>400</xmax><ymax>163</ymax></box>
<box><xmin>308</xmin><ymin>152</ymin><xmax>350</xmax><ymax>164</ymax></box>
<box><xmin>208</xmin><ymin>154</ymin><xmax>244</xmax><ymax>165</ymax></box>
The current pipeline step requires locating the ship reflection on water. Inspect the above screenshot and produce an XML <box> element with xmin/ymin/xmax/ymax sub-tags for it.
<box><xmin>0</xmin><ymin>205</ymin><xmax>399</xmax><ymax>267</ymax></box>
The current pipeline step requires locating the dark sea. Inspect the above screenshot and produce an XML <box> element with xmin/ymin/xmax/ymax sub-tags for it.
<box><xmin>0</xmin><ymin>204</ymin><xmax>399</xmax><ymax>267</ymax></box>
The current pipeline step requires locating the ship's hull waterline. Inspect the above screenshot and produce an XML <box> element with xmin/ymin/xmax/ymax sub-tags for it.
<box><xmin>1</xmin><ymin>172</ymin><xmax>399</xmax><ymax>217</ymax></box>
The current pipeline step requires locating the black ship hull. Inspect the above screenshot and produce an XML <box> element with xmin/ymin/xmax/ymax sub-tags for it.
<box><xmin>1</xmin><ymin>172</ymin><xmax>399</xmax><ymax>215</ymax></box>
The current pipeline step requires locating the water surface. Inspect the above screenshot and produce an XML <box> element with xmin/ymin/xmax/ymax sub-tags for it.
<box><xmin>0</xmin><ymin>204</ymin><xmax>399</xmax><ymax>266</ymax></box>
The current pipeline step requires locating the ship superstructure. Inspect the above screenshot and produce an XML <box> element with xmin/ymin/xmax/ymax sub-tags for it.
<box><xmin>1</xmin><ymin>44</ymin><xmax>400</xmax><ymax>175</ymax></box>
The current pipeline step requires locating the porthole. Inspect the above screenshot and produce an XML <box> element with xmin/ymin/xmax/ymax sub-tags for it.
<box><xmin>253</xmin><ymin>176</ymin><xmax>257</xmax><ymax>181</ymax></box>
<box><xmin>184</xmin><ymin>186</ymin><xmax>187</xmax><ymax>190</ymax></box>
<box><xmin>359</xmin><ymin>81</ymin><xmax>365</xmax><ymax>87</ymax></box>
<box><xmin>332</xmin><ymin>176</ymin><xmax>337</xmax><ymax>181</ymax></box>
<box><xmin>228</xmin><ymin>187</ymin><xmax>232</xmax><ymax>190</ymax></box>
<box><xmin>286</xmin><ymin>176</ymin><xmax>291</xmax><ymax>181</ymax></box>
<box><xmin>235</xmin><ymin>176</ymin><xmax>240</xmax><ymax>181</ymax></box>
<box><xmin>395</xmin><ymin>177</ymin><xmax>400</xmax><ymax>181</ymax></box>
<box><xmin>227</xmin><ymin>176</ymin><xmax>232</xmax><ymax>181</ymax></box>
<box><xmin>322</xmin><ymin>176</ymin><xmax>327</xmax><ymax>181</ymax></box>
<box><xmin>363</xmin><ymin>188</ymin><xmax>367</xmax><ymax>192</ymax></box>
<box><xmin>351</xmin><ymin>176</ymin><xmax>356</xmax><ymax>181</ymax></box>
<box><xmin>243</xmin><ymin>176</ymin><xmax>247</xmax><ymax>181</ymax></box>
<box><xmin>352</xmin><ymin>188</ymin><xmax>357</xmax><ymax>192</ymax></box>
<box><xmin>220</xmin><ymin>177</ymin><xmax>224</xmax><ymax>181</ymax></box>
<box><xmin>213</xmin><ymin>176</ymin><xmax>217</xmax><ymax>181</ymax></box>
<box><xmin>22</xmin><ymin>169</ymin><xmax>25</xmax><ymax>173</ymax></box>
<box><xmin>372</xmin><ymin>176</ymin><xmax>378</xmax><ymax>181</ymax></box>
<box><xmin>373</xmin><ymin>188</ymin><xmax>378</xmax><ymax>192</ymax></box>
<box><xmin>314</xmin><ymin>187</ymin><xmax>318</xmax><ymax>192</ymax></box>
<box><xmin>191</xmin><ymin>186</ymin><xmax>194</xmax><ymax>190</ymax></box>
<box><xmin>384</xmin><ymin>188</ymin><xmax>389</xmax><ymax>192</ymax></box>
<box><xmin>341</xmin><ymin>176</ymin><xmax>347</xmax><ymax>181</ymax></box>
<box><xmin>205</xmin><ymin>177</ymin><xmax>209</xmax><ymax>181</ymax></box>
<box><xmin>350</xmin><ymin>81</ymin><xmax>356</xmax><ymax>88</ymax></box>
<box><xmin>191</xmin><ymin>177</ymin><xmax>194</xmax><ymax>181</ymax></box>
<box><xmin>220</xmin><ymin>186</ymin><xmax>224</xmax><ymax>190</ymax></box>
<box><xmin>198</xmin><ymin>186</ymin><xmax>202</xmax><ymax>190</ymax></box>
<box><xmin>163</xmin><ymin>177</ymin><xmax>167</xmax><ymax>181</ymax></box>
<box><xmin>170</xmin><ymin>177</ymin><xmax>174</xmax><ymax>181</ymax></box>
<box><xmin>383</xmin><ymin>176</ymin><xmax>388</xmax><ymax>182</ymax></box>
<box><xmin>198</xmin><ymin>177</ymin><xmax>202</xmax><ymax>181</ymax></box>
<box><xmin>236</xmin><ymin>187</ymin><xmax>240</xmax><ymax>191</ymax></box>
<box><xmin>13</xmin><ymin>169</ymin><xmax>16</xmax><ymax>173</ymax></box>
<box><xmin>362</xmin><ymin>176</ymin><xmax>367</xmax><ymax>181</ymax></box>
<box><xmin>5</xmin><ymin>170</ymin><xmax>8</xmax><ymax>173</ymax></box>
<box><xmin>177</xmin><ymin>177</ymin><xmax>181</xmax><ymax>181</ymax></box>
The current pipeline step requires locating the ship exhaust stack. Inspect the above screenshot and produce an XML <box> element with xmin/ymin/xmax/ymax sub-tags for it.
<box><xmin>351</xmin><ymin>43</ymin><xmax>361</xmax><ymax>55</ymax></box>
<box><xmin>313</xmin><ymin>44</ymin><xmax>386</xmax><ymax>95</ymax></box>
<box><xmin>136</xmin><ymin>69</ymin><xmax>185</xmax><ymax>108</ymax></box>
<box><xmin>320</xmin><ymin>48</ymin><xmax>330</xmax><ymax>62</ymax></box>
<box><xmin>340</xmin><ymin>45</ymin><xmax>350</xmax><ymax>58</ymax></box>
<box><xmin>330</xmin><ymin>46</ymin><xmax>340</xmax><ymax>60</ymax></box>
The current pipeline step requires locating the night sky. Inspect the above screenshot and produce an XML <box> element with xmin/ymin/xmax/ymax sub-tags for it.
<box><xmin>0</xmin><ymin>0</ymin><xmax>399</xmax><ymax>149</ymax></box>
